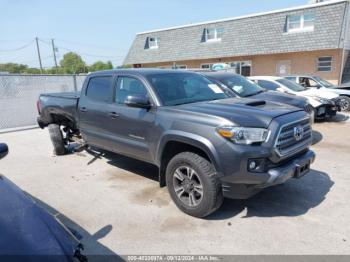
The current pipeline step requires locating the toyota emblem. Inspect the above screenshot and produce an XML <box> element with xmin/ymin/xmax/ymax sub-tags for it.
<box><xmin>293</xmin><ymin>126</ymin><xmax>304</xmax><ymax>141</ymax></box>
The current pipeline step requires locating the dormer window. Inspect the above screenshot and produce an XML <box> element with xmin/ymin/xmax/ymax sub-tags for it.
<box><xmin>286</xmin><ymin>12</ymin><xmax>315</xmax><ymax>33</ymax></box>
<box><xmin>145</xmin><ymin>37</ymin><xmax>159</xmax><ymax>49</ymax></box>
<box><xmin>204</xmin><ymin>28</ymin><xmax>224</xmax><ymax>42</ymax></box>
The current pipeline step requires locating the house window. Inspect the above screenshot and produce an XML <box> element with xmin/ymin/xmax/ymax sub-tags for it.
<box><xmin>204</xmin><ymin>28</ymin><xmax>224</xmax><ymax>42</ymax></box>
<box><xmin>157</xmin><ymin>65</ymin><xmax>187</xmax><ymax>69</ymax></box>
<box><xmin>317</xmin><ymin>56</ymin><xmax>332</xmax><ymax>72</ymax></box>
<box><xmin>201</xmin><ymin>64</ymin><xmax>214</xmax><ymax>69</ymax></box>
<box><xmin>146</xmin><ymin>37</ymin><xmax>159</xmax><ymax>49</ymax></box>
<box><xmin>201</xmin><ymin>61</ymin><xmax>251</xmax><ymax>76</ymax></box>
<box><xmin>286</xmin><ymin>13</ymin><xmax>315</xmax><ymax>32</ymax></box>
<box><xmin>174</xmin><ymin>65</ymin><xmax>187</xmax><ymax>69</ymax></box>
<box><xmin>228</xmin><ymin>61</ymin><xmax>252</xmax><ymax>76</ymax></box>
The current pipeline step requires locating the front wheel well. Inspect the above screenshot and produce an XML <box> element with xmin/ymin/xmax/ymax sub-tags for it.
<box><xmin>159</xmin><ymin>141</ymin><xmax>212</xmax><ymax>187</ymax></box>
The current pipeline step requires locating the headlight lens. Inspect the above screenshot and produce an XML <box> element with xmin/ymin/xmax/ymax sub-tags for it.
<box><xmin>318</xmin><ymin>98</ymin><xmax>331</xmax><ymax>104</ymax></box>
<box><xmin>216</xmin><ymin>126</ymin><xmax>269</xmax><ymax>145</ymax></box>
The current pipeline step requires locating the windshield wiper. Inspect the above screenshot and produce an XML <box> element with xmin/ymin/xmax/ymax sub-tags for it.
<box><xmin>172</xmin><ymin>98</ymin><xmax>223</xmax><ymax>106</ymax></box>
<box><xmin>243</xmin><ymin>91</ymin><xmax>263</xmax><ymax>97</ymax></box>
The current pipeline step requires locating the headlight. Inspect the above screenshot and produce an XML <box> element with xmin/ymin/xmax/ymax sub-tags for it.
<box><xmin>318</xmin><ymin>98</ymin><xmax>331</xmax><ymax>104</ymax></box>
<box><xmin>216</xmin><ymin>126</ymin><xmax>269</xmax><ymax>145</ymax></box>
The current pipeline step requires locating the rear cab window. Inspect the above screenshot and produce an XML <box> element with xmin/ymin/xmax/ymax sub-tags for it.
<box><xmin>86</xmin><ymin>76</ymin><xmax>114</xmax><ymax>102</ymax></box>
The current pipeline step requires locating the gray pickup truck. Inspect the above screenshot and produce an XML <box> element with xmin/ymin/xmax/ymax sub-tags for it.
<box><xmin>37</xmin><ymin>69</ymin><xmax>315</xmax><ymax>217</ymax></box>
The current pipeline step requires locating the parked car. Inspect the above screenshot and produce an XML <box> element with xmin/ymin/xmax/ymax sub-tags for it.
<box><xmin>0</xmin><ymin>143</ymin><xmax>86</xmax><ymax>261</ymax></box>
<box><xmin>37</xmin><ymin>69</ymin><xmax>315</xmax><ymax>218</ymax></box>
<box><xmin>284</xmin><ymin>75</ymin><xmax>350</xmax><ymax>111</ymax></box>
<box><xmin>200</xmin><ymin>71</ymin><xmax>313</xmax><ymax>116</ymax></box>
<box><xmin>249</xmin><ymin>76</ymin><xmax>341</xmax><ymax>120</ymax></box>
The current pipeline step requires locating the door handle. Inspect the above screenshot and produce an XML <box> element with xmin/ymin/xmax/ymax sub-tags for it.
<box><xmin>79</xmin><ymin>107</ymin><xmax>88</xmax><ymax>113</ymax></box>
<box><xmin>109</xmin><ymin>112</ymin><xmax>119</xmax><ymax>119</ymax></box>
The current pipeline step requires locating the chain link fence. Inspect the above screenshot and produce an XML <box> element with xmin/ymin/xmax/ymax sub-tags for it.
<box><xmin>0</xmin><ymin>74</ymin><xmax>86</xmax><ymax>131</ymax></box>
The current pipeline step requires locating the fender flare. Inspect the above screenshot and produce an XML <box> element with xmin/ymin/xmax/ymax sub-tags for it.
<box><xmin>156</xmin><ymin>131</ymin><xmax>223</xmax><ymax>176</ymax></box>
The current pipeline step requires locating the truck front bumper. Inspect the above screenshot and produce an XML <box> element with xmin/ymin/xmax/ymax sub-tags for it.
<box><xmin>221</xmin><ymin>150</ymin><xmax>316</xmax><ymax>199</ymax></box>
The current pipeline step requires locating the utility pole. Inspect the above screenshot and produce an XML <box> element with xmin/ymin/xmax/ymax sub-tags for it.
<box><xmin>51</xmin><ymin>39</ymin><xmax>58</xmax><ymax>71</ymax></box>
<box><xmin>35</xmin><ymin>37</ymin><xmax>43</xmax><ymax>73</ymax></box>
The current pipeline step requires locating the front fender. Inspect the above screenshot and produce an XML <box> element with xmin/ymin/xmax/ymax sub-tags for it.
<box><xmin>156</xmin><ymin>130</ymin><xmax>223</xmax><ymax>175</ymax></box>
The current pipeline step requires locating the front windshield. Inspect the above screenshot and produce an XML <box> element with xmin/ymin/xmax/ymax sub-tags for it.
<box><xmin>147</xmin><ymin>72</ymin><xmax>228</xmax><ymax>106</ymax></box>
<box><xmin>313</xmin><ymin>76</ymin><xmax>334</xmax><ymax>88</ymax></box>
<box><xmin>216</xmin><ymin>74</ymin><xmax>264</xmax><ymax>97</ymax></box>
<box><xmin>276</xmin><ymin>79</ymin><xmax>306</xmax><ymax>92</ymax></box>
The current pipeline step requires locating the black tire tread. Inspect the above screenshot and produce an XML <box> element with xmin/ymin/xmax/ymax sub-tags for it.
<box><xmin>48</xmin><ymin>124</ymin><xmax>66</xmax><ymax>155</ymax></box>
<box><xmin>166</xmin><ymin>152</ymin><xmax>223</xmax><ymax>218</ymax></box>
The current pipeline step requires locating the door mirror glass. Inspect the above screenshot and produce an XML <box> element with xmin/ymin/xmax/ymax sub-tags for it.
<box><xmin>125</xmin><ymin>95</ymin><xmax>151</xmax><ymax>109</ymax></box>
<box><xmin>0</xmin><ymin>143</ymin><xmax>8</xmax><ymax>160</ymax></box>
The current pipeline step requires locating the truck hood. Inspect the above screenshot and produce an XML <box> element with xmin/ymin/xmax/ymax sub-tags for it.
<box><xmin>175</xmin><ymin>98</ymin><xmax>302</xmax><ymax>128</ymax></box>
<box><xmin>324</xmin><ymin>87</ymin><xmax>350</xmax><ymax>95</ymax></box>
<box><xmin>337</xmin><ymin>82</ymin><xmax>350</xmax><ymax>90</ymax></box>
<box><xmin>298</xmin><ymin>89</ymin><xmax>339</xmax><ymax>99</ymax></box>
<box><xmin>252</xmin><ymin>91</ymin><xmax>308</xmax><ymax>109</ymax></box>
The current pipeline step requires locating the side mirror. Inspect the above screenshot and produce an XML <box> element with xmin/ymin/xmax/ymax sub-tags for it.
<box><xmin>276</xmin><ymin>87</ymin><xmax>285</xmax><ymax>93</ymax></box>
<box><xmin>0</xmin><ymin>143</ymin><xmax>8</xmax><ymax>160</ymax></box>
<box><xmin>125</xmin><ymin>95</ymin><xmax>151</xmax><ymax>109</ymax></box>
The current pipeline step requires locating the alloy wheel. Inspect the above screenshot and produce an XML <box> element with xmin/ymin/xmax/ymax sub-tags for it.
<box><xmin>173</xmin><ymin>166</ymin><xmax>203</xmax><ymax>207</ymax></box>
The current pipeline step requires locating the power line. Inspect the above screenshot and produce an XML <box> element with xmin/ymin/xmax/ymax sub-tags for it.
<box><xmin>55</xmin><ymin>38</ymin><xmax>128</xmax><ymax>52</ymax></box>
<box><xmin>38</xmin><ymin>38</ymin><xmax>125</xmax><ymax>59</ymax></box>
<box><xmin>0</xmin><ymin>39</ymin><xmax>35</xmax><ymax>52</ymax></box>
<box><xmin>18</xmin><ymin>55</ymin><xmax>53</xmax><ymax>64</ymax></box>
<box><xmin>57</xmin><ymin>45</ymin><xmax>124</xmax><ymax>59</ymax></box>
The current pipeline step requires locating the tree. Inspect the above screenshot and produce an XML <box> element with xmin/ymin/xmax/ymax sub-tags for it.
<box><xmin>24</xmin><ymin>68</ymin><xmax>42</xmax><ymax>74</ymax></box>
<box><xmin>118</xmin><ymin>64</ymin><xmax>132</xmax><ymax>69</ymax></box>
<box><xmin>59</xmin><ymin>52</ymin><xmax>87</xmax><ymax>74</ymax></box>
<box><xmin>88</xmin><ymin>61</ymin><xmax>113</xmax><ymax>72</ymax></box>
<box><xmin>0</xmin><ymin>63</ymin><xmax>28</xmax><ymax>74</ymax></box>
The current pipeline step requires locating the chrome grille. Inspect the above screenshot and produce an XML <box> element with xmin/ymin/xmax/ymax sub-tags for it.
<box><xmin>275</xmin><ymin>118</ymin><xmax>312</xmax><ymax>158</ymax></box>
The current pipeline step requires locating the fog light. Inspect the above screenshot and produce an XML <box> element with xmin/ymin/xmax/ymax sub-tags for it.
<box><xmin>248</xmin><ymin>159</ymin><xmax>265</xmax><ymax>173</ymax></box>
<box><xmin>249</xmin><ymin>161</ymin><xmax>257</xmax><ymax>170</ymax></box>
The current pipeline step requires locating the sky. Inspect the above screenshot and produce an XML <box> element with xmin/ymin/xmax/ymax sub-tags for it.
<box><xmin>0</xmin><ymin>0</ymin><xmax>307</xmax><ymax>68</ymax></box>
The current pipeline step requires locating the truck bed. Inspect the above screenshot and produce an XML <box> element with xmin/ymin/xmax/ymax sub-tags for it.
<box><xmin>38</xmin><ymin>92</ymin><xmax>80</xmax><ymax>128</ymax></box>
<box><xmin>42</xmin><ymin>92</ymin><xmax>80</xmax><ymax>99</ymax></box>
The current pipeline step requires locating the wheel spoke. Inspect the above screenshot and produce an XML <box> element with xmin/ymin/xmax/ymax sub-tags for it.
<box><xmin>175</xmin><ymin>186</ymin><xmax>185</xmax><ymax>198</ymax></box>
<box><xmin>188</xmin><ymin>168</ymin><xmax>195</xmax><ymax>180</ymax></box>
<box><xmin>185</xmin><ymin>167</ymin><xmax>192</xmax><ymax>179</ymax></box>
<box><xmin>189</xmin><ymin>192</ymin><xmax>196</xmax><ymax>207</ymax></box>
<box><xmin>194</xmin><ymin>184</ymin><xmax>203</xmax><ymax>196</ymax></box>
<box><xmin>174</xmin><ymin>170</ymin><xmax>185</xmax><ymax>181</ymax></box>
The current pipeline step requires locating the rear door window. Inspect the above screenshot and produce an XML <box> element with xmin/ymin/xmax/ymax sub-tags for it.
<box><xmin>86</xmin><ymin>76</ymin><xmax>113</xmax><ymax>102</ymax></box>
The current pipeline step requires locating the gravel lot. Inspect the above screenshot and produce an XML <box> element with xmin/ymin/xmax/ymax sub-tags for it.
<box><xmin>0</xmin><ymin>113</ymin><xmax>350</xmax><ymax>257</ymax></box>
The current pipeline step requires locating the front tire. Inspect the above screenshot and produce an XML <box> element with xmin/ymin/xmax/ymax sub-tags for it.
<box><xmin>48</xmin><ymin>124</ymin><xmax>66</xmax><ymax>155</ymax></box>
<box><xmin>166</xmin><ymin>152</ymin><xmax>223</xmax><ymax>218</ymax></box>
<box><xmin>340</xmin><ymin>96</ymin><xmax>350</xmax><ymax>111</ymax></box>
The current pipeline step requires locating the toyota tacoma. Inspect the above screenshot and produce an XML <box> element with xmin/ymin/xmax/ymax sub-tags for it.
<box><xmin>37</xmin><ymin>69</ymin><xmax>315</xmax><ymax>218</ymax></box>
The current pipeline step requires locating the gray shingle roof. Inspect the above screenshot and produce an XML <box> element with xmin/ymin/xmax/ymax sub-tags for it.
<box><xmin>124</xmin><ymin>0</ymin><xmax>349</xmax><ymax>65</ymax></box>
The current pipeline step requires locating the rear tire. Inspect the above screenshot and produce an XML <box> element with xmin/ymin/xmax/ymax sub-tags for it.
<box><xmin>340</xmin><ymin>96</ymin><xmax>350</xmax><ymax>111</ymax></box>
<box><xmin>166</xmin><ymin>152</ymin><xmax>223</xmax><ymax>218</ymax></box>
<box><xmin>48</xmin><ymin>124</ymin><xmax>66</xmax><ymax>155</ymax></box>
